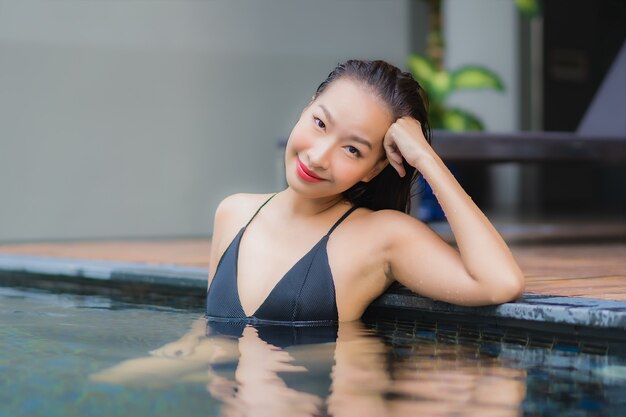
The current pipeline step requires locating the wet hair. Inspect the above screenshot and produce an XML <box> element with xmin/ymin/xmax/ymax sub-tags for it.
<box><xmin>313</xmin><ymin>59</ymin><xmax>431</xmax><ymax>213</ymax></box>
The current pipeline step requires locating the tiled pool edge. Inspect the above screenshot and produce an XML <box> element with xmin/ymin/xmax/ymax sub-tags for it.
<box><xmin>0</xmin><ymin>254</ymin><xmax>207</xmax><ymax>289</ymax></box>
<box><xmin>1</xmin><ymin>254</ymin><xmax>626</xmax><ymax>336</ymax></box>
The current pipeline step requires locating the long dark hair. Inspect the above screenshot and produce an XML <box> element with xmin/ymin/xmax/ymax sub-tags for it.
<box><xmin>313</xmin><ymin>59</ymin><xmax>431</xmax><ymax>213</ymax></box>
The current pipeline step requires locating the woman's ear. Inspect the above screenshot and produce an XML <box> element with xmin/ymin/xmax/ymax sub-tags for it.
<box><xmin>361</xmin><ymin>158</ymin><xmax>389</xmax><ymax>183</ymax></box>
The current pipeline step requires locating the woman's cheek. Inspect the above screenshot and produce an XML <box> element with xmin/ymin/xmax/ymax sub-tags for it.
<box><xmin>333</xmin><ymin>163</ymin><xmax>358</xmax><ymax>184</ymax></box>
<box><xmin>292</xmin><ymin>137</ymin><xmax>308</xmax><ymax>154</ymax></box>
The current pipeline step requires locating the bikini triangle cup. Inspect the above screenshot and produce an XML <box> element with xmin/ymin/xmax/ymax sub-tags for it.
<box><xmin>206</xmin><ymin>194</ymin><xmax>357</xmax><ymax>325</ymax></box>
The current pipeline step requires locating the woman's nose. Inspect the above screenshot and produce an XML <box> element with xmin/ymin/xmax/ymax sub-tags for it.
<box><xmin>307</xmin><ymin>138</ymin><xmax>333</xmax><ymax>169</ymax></box>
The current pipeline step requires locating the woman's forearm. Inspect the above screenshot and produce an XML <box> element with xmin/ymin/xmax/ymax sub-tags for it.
<box><xmin>415</xmin><ymin>151</ymin><xmax>525</xmax><ymax>301</ymax></box>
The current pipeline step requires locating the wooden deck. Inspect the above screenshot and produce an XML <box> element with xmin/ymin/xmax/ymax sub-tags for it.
<box><xmin>0</xmin><ymin>240</ymin><xmax>624</xmax><ymax>301</ymax></box>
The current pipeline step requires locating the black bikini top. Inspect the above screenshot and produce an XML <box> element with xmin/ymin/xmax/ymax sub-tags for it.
<box><xmin>205</xmin><ymin>194</ymin><xmax>357</xmax><ymax>326</ymax></box>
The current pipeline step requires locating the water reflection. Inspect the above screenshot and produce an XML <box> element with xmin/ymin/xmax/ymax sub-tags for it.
<box><xmin>91</xmin><ymin>318</ymin><xmax>527</xmax><ymax>416</ymax></box>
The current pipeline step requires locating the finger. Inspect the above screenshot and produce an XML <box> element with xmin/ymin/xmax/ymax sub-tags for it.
<box><xmin>383</xmin><ymin>140</ymin><xmax>406</xmax><ymax>177</ymax></box>
<box><xmin>385</xmin><ymin>150</ymin><xmax>405</xmax><ymax>177</ymax></box>
<box><xmin>387</xmin><ymin>148</ymin><xmax>403</xmax><ymax>165</ymax></box>
<box><xmin>392</xmin><ymin>159</ymin><xmax>406</xmax><ymax>178</ymax></box>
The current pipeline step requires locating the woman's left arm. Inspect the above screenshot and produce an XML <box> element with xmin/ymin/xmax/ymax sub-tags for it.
<box><xmin>383</xmin><ymin>117</ymin><xmax>525</xmax><ymax>305</ymax></box>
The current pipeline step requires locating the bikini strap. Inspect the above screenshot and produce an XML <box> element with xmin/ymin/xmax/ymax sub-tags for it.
<box><xmin>326</xmin><ymin>206</ymin><xmax>358</xmax><ymax>237</ymax></box>
<box><xmin>244</xmin><ymin>193</ymin><xmax>278</xmax><ymax>228</ymax></box>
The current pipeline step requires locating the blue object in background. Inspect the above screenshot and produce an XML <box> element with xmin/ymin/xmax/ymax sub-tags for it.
<box><xmin>415</xmin><ymin>163</ymin><xmax>460</xmax><ymax>223</ymax></box>
<box><xmin>416</xmin><ymin>178</ymin><xmax>446</xmax><ymax>222</ymax></box>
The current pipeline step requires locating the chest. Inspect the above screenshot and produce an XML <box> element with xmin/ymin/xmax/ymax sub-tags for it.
<box><xmin>234</xmin><ymin>223</ymin><xmax>383</xmax><ymax>318</ymax></box>
<box><xmin>236</xmin><ymin>226</ymin><xmax>331</xmax><ymax>313</ymax></box>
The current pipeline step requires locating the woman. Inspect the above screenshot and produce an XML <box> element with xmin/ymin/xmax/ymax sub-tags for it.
<box><xmin>206</xmin><ymin>59</ymin><xmax>524</xmax><ymax>324</ymax></box>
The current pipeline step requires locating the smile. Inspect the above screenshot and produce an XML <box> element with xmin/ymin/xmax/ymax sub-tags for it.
<box><xmin>296</xmin><ymin>158</ymin><xmax>324</xmax><ymax>182</ymax></box>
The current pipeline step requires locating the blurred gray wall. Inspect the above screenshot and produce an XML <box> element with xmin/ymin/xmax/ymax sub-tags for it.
<box><xmin>444</xmin><ymin>0</ymin><xmax>521</xmax><ymax>213</ymax></box>
<box><xmin>445</xmin><ymin>0</ymin><xmax>519</xmax><ymax>132</ymax></box>
<box><xmin>0</xmin><ymin>0</ymin><xmax>411</xmax><ymax>242</ymax></box>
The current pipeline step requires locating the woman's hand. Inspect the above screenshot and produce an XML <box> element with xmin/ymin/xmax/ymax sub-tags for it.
<box><xmin>383</xmin><ymin>116</ymin><xmax>433</xmax><ymax>177</ymax></box>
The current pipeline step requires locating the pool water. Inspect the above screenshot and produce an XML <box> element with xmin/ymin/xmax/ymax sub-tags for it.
<box><xmin>1</xmin><ymin>285</ymin><xmax>625</xmax><ymax>417</ymax></box>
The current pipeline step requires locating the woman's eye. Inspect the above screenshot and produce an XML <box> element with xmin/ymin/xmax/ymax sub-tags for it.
<box><xmin>313</xmin><ymin>117</ymin><xmax>326</xmax><ymax>129</ymax></box>
<box><xmin>346</xmin><ymin>146</ymin><xmax>362</xmax><ymax>157</ymax></box>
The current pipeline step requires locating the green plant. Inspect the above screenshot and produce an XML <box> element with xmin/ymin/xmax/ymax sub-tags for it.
<box><xmin>409</xmin><ymin>0</ymin><xmax>519</xmax><ymax>132</ymax></box>
<box><xmin>515</xmin><ymin>0</ymin><xmax>541</xmax><ymax>18</ymax></box>
<box><xmin>408</xmin><ymin>53</ymin><xmax>504</xmax><ymax>131</ymax></box>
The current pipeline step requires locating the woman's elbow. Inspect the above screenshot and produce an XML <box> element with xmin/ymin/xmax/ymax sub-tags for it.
<box><xmin>489</xmin><ymin>273</ymin><xmax>526</xmax><ymax>304</ymax></box>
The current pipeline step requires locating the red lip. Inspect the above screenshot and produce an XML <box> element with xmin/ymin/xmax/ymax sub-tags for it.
<box><xmin>296</xmin><ymin>158</ymin><xmax>324</xmax><ymax>182</ymax></box>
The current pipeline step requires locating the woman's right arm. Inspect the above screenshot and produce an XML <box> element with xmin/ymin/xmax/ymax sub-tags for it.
<box><xmin>207</xmin><ymin>199</ymin><xmax>226</xmax><ymax>289</ymax></box>
<box><xmin>208</xmin><ymin>193</ymin><xmax>271</xmax><ymax>288</ymax></box>
<box><xmin>207</xmin><ymin>194</ymin><xmax>242</xmax><ymax>289</ymax></box>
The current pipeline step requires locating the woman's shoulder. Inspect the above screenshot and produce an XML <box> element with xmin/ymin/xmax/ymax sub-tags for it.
<box><xmin>214</xmin><ymin>192</ymin><xmax>276</xmax><ymax>226</ymax></box>
<box><xmin>349</xmin><ymin>207</ymin><xmax>430</xmax><ymax>242</ymax></box>
<box><xmin>211</xmin><ymin>192</ymin><xmax>275</xmax><ymax>248</ymax></box>
<box><xmin>352</xmin><ymin>207</ymin><xmax>418</xmax><ymax>226</ymax></box>
<box><xmin>216</xmin><ymin>192</ymin><xmax>274</xmax><ymax>213</ymax></box>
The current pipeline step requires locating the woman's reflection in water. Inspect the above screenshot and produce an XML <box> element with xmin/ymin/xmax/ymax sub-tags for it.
<box><xmin>91</xmin><ymin>318</ymin><xmax>527</xmax><ymax>417</ymax></box>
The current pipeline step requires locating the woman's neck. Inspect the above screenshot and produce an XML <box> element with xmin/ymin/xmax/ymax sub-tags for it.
<box><xmin>277</xmin><ymin>188</ymin><xmax>350</xmax><ymax>218</ymax></box>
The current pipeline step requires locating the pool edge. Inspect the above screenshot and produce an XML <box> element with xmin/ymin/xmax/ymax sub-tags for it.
<box><xmin>1</xmin><ymin>254</ymin><xmax>625</xmax><ymax>337</ymax></box>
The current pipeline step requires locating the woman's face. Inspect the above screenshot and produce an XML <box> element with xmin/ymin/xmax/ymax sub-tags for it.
<box><xmin>285</xmin><ymin>78</ymin><xmax>394</xmax><ymax>199</ymax></box>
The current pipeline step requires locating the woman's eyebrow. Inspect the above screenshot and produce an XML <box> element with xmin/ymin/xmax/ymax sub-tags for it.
<box><xmin>318</xmin><ymin>104</ymin><xmax>373</xmax><ymax>150</ymax></box>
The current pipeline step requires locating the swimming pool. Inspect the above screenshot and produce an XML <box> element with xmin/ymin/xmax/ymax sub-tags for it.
<box><xmin>1</xmin><ymin>284</ymin><xmax>625</xmax><ymax>417</ymax></box>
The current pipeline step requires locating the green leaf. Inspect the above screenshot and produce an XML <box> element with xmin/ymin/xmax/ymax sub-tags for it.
<box><xmin>407</xmin><ymin>54</ymin><xmax>436</xmax><ymax>91</ymax></box>
<box><xmin>515</xmin><ymin>0</ymin><xmax>541</xmax><ymax>18</ymax></box>
<box><xmin>452</xmin><ymin>66</ymin><xmax>505</xmax><ymax>92</ymax></box>
<box><xmin>407</xmin><ymin>54</ymin><xmax>453</xmax><ymax>102</ymax></box>
<box><xmin>431</xmin><ymin>71</ymin><xmax>452</xmax><ymax>100</ymax></box>
<box><xmin>441</xmin><ymin>108</ymin><xmax>484</xmax><ymax>132</ymax></box>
